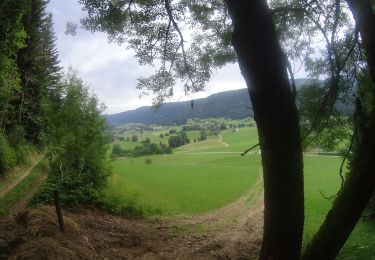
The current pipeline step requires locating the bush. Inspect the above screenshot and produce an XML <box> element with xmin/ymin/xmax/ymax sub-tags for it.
<box><xmin>31</xmin><ymin>175</ymin><xmax>102</xmax><ymax>207</ymax></box>
<box><xmin>145</xmin><ymin>158</ymin><xmax>152</xmax><ymax>164</ymax></box>
<box><xmin>199</xmin><ymin>129</ymin><xmax>207</xmax><ymax>141</ymax></box>
<box><xmin>33</xmin><ymin>71</ymin><xmax>111</xmax><ymax>207</ymax></box>
<box><xmin>0</xmin><ymin>134</ymin><xmax>16</xmax><ymax>176</ymax></box>
<box><xmin>111</xmin><ymin>143</ymin><xmax>131</xmax><ymax>158</ymax></box>
<box><xmin>131</xmin><ymin>135</ymin><xmax>138</xmax><ymax>142</ymax></box>
<box><xmin>168</xmin><ymin>131</ymin><xmax>190</xmax><ymax>148</ymax></box>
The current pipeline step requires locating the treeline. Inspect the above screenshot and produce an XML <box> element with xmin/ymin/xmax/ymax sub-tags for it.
<box><xmin>168</xmin><ymin>131</ymin><xmax>190</xmax><ymax>148</ymax></box>
<box><xmin>111</xmin><ymin>138</ymin><xmax>172</xmax><ymax>158</ymax></box>
<box><xmin>0</xmin><ymin>0</ymin><xmax>110</xmax><ymax>206</ymax></box>
<box><xmin>0</xmin><ymin>0</ymin><xmax>60</xmax><ymax>175</ymax></box>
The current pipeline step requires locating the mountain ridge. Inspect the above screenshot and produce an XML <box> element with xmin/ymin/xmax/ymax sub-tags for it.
<box><xmin>105</xmin><ymin>78</ymin><xmax>328</xmax><ymax>126</ymax></box>
<box><xmin>105</xmin><ymin>88</ymin><xmax>253</xmax><ymax>126</ymax></box>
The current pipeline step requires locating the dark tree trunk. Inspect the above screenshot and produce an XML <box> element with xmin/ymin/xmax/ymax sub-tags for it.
<box><xmin>224</xmin><ymin>1</ymin><xmax>304</xmax><ymax>259</ymax></box>
<box><xmin>302</xmin><ymin>119</ymin><xmax>375</xmax><ymax>260</ymax></box>
<box><xmin>346</xmin><ymin>0</ymin><xmax>375</xmax><ymax>88</ymax></box>
<box><xmin>302</xmin><ymin>1</ymin><xmax>375</xmax><ymax>259</ymax></box>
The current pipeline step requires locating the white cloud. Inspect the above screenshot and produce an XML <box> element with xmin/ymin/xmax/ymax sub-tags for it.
<box><xmin>47</xmin><ymin>0</ymin><xmax>248</xmax><ymax>114</ymax></box>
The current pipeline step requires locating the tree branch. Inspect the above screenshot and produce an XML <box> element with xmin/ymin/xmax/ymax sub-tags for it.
<box><xmin>241</xmin><ymin>143</ymin><xmax>260</xmax><ymax>156</ymax></box>
<box><xmin>164</xmin><ymin>0</ymin><xmax>197</xmax><ymax>91</ymax></box>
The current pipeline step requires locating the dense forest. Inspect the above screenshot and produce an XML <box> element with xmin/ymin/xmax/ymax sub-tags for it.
<box><xmin>0</xmin><ymin>0</ymin><xmax>109</xmax><ymax>205</ymax></box>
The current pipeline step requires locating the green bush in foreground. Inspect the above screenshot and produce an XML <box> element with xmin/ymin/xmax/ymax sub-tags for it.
<box><xmin>0</xmin><ymin>134</ymin><xmax>17</xmax><ymax>176</ymax></box>
<box><xmin>32</xmin><ymin>70</ymin><xmax>111</xmax><ymax>207</ymax></box>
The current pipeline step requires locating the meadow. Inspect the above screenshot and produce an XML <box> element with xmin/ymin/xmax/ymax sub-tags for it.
<box><xmin>105</xmin><ymin>125</ymin><xmax>375</xmax><ymax>258</ymax></box>
<box><xmin>103</xmin><ymin>153</ymin><xmax>261</xmax><ymax>215</ymax></box>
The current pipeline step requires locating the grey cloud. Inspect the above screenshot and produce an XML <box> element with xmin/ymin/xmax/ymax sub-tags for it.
<box><xmin>47</xmin><ymin>0</ymin><xmax>246</xmax><ymax>114</ymax></box>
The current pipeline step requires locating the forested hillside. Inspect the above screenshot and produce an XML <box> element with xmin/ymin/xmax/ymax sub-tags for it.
<box><xmin>105</xmin><ymin>88</ymin><xmax>253</xmax><ymax>125</ymax></box>
<box><xmin>105</xmin><ymin>78</ymin><xmax>352</xmax><ymax>126</ymax></box>
<box><xmin>0</xmin><ymin>0</ymin><xmax>109</xmax><ymax>207</ymax></box>
<box><xmin>0</xmin><ymin>0</ymin><xmax>60</xmax><ymax>175</ymax></box>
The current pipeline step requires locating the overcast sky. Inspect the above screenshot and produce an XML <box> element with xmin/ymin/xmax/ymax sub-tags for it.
<box><xmin>46</xmin><ymin>0</ymin><xmax>252</xmax><ymax>114</ymax></box>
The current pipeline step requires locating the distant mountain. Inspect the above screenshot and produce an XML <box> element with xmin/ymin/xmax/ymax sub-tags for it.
<box><xmin>105</xmin><ymin>88</ymin><xmax>253</xmax><ymax>126</ymax></box>
<box><xmin>105</xmin><ymin>78</ymin><xmax>353</xmax><ymax>126</ymax></box>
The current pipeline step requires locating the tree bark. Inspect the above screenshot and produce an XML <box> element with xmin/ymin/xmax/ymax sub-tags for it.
<box><xmin>302</xmin><ymin>1</ymin><xmax>375</xmax><ymax>259</ymax></box>
<box><xmin>224</xmin><ymin>1</ymin><xmax>304</xmax><ymax>259</ymax></box>
<box><xmin>302</xmin><ymin>118</ymin><xmax>375</xmax><ymax>259</ymax></box>
<box><xmin>54</xmin><ymin>190</ymin><xmax>65</xmax><ymax>232</ymax></box>
<box><xmin>346</xmin><ymin>0</ymin><xmax>375</xmax><ymax>89</ymax></box>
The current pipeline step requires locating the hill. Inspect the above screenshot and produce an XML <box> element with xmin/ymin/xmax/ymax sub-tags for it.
<box><xmin>105</xmin><ymin>78</ymin><xmax>353</xmax><ymax>126</ymax></box>
<box><xmin>105</xmin><ymin>88</ymin><xmax>253</xmax><ymax>125</ymax></box>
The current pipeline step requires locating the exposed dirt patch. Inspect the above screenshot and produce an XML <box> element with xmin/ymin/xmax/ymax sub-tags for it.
<box><xmin>0</xmin><ymin>179</ymin><xmax>263</xmax><ymax>259</ymax></box>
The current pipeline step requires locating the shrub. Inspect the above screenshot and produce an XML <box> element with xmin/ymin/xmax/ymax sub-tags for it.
<box><xmin>145</xmin><ymin>158</ymin><xmax>152</xmax><ymax>164</ymax></box>
<box><xmin>33</xmin><ymin>70</ymin><xmax>111</xmax><ymax>207</ymax></box>
<box><xmin>0</xmin><ymin>134</ymin><xmax>16</xmax><ymax>176</ymax></box>
<box><xmin>168</xmin><ymin>131</ymin><xmax>190</xmax><ymax>148</ymax></box>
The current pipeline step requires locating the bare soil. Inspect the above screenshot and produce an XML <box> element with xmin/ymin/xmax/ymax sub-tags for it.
<box><xmin>0</xmin><ymin>183</ymin><xmax>263</xmax><ymax>259</ymax></box>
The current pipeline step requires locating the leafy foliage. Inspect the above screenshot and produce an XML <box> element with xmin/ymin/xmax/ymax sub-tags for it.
<box><xmin>131</xmin><ymin>134</ymin><xmax>138</xmax><ymax>142</ymax></box>
<box><xmin>77</xmin><ymin>0</ymin><xmax>235</xmax><ymax>105</ymax></box>
<box><xmin>0</xmin><ymin>134</ymin><xmax>17</xmax><ymax>175</ymax></box>
<box><xmin>0</xmin><ymin>0</ymin><xmax>60</xmax><ymax>175</ymax></box>
<box><xmin>298</xmin><ymin>83</ymin><xmax>352</xmax><ymax>152</ymax></box>
<box><xmin>34</xmin><ymin>70</ymin><xmax>111</xmax><ymax>206</ymax></box>
<box><xmin>168</xmin><ymin>131</ymin><xmax>190</xmax><ymax>148</ymax></box>
<box><xmin>111</xmin><ymin>140</ymin><xmax>172</xmax><ymax>158</ymax></box>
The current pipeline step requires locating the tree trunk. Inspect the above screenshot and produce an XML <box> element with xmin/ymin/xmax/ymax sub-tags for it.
<box><xmin>224</xmin><ymin>1</ymin><xmax>304</xmax><ymax>259</ymax></box>
<box><xmin>302</xmin><ymin>119</ymin><xmax>375</xmax><ymax>259</ymax></box>
<box><xmin>302</xmin><ymin>1</ymin><xmax>375</xmax><ymax>259</ymax></box>
<box><xmin>346</xmin><ymin>0</ymin><xmax>375</xmax><ymax>89</ymax></box>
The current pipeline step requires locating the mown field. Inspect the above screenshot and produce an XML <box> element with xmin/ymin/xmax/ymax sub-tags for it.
<box><xmin>103</xmin><ymin>153</ymin><xmax>261</xmax><ymax>216</ymax></box>
<box><xmin>105</xmin><ymin>125</ymin><xmax>375</xmax><ymax>258</ymax></box>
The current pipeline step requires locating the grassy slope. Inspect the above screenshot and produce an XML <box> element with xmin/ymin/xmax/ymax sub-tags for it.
<box><xmin>175</xmin><ymin>127</ymin><xmax>259</xmax><ymax>153</ymax></box>
<box><xmin>0</xmin><ymin>160</ymin><xmax>48</xmax><ymax>217</ymax></box>
<box><xmin>303</xmin><ymin>155</ymin><xmax>375</xmax><ymax>259</ymax></box>
<box><xmin>106</xmin><ymin>125</ymin><xmax>375</xmax><ymax>258</ymax></box>
<box><xmin>104</xmin><ymin>154</ymin><xmax>261</xmax><ymax>216</ymax></box>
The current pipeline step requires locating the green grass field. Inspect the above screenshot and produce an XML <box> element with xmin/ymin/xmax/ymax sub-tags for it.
<box><xmin>303</xmin><ymin>155</ymin><xmax>375</xmax><ymax>259</ymax></box>
<box><xmin>103</xmin><ymin>153</ymin><xmax>261</xmax><ymax>216</ymax></box>
<box><xmin>105</xmin><ymin>125</ymin><xmax>375</xmax><ymax>258</ymax></box>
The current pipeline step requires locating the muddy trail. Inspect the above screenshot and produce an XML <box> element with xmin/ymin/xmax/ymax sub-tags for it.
<box><xmin>0</xmin><ymin>177</ymin><xmax>263</xmax><ymax>259</ymax></box>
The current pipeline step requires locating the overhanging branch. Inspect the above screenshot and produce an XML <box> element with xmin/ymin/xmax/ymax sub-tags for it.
<box><xmin>164</xmin><ymin>0</ymin><xmax>197</xmax><ymax>91</ymax></box>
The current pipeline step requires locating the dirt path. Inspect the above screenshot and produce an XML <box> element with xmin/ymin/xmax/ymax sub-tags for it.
<box><xmin>5</xmin><ymin>168</ymin><xmax>48</xmax><ymax>217</ymax></box>
<box><xmin>0</xmin><ymin>154</ymin><xmax>44</xmax><ymax>199</ymax></box>
<box><xmin>218</xmin><ymin>134</ymin><xmax>229</xmax><ymax>147</ymax></box>
<box><xmin>0</xmin><ymin>173</ymin><xmax>264</xmax><ymax>259</ymax></box>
